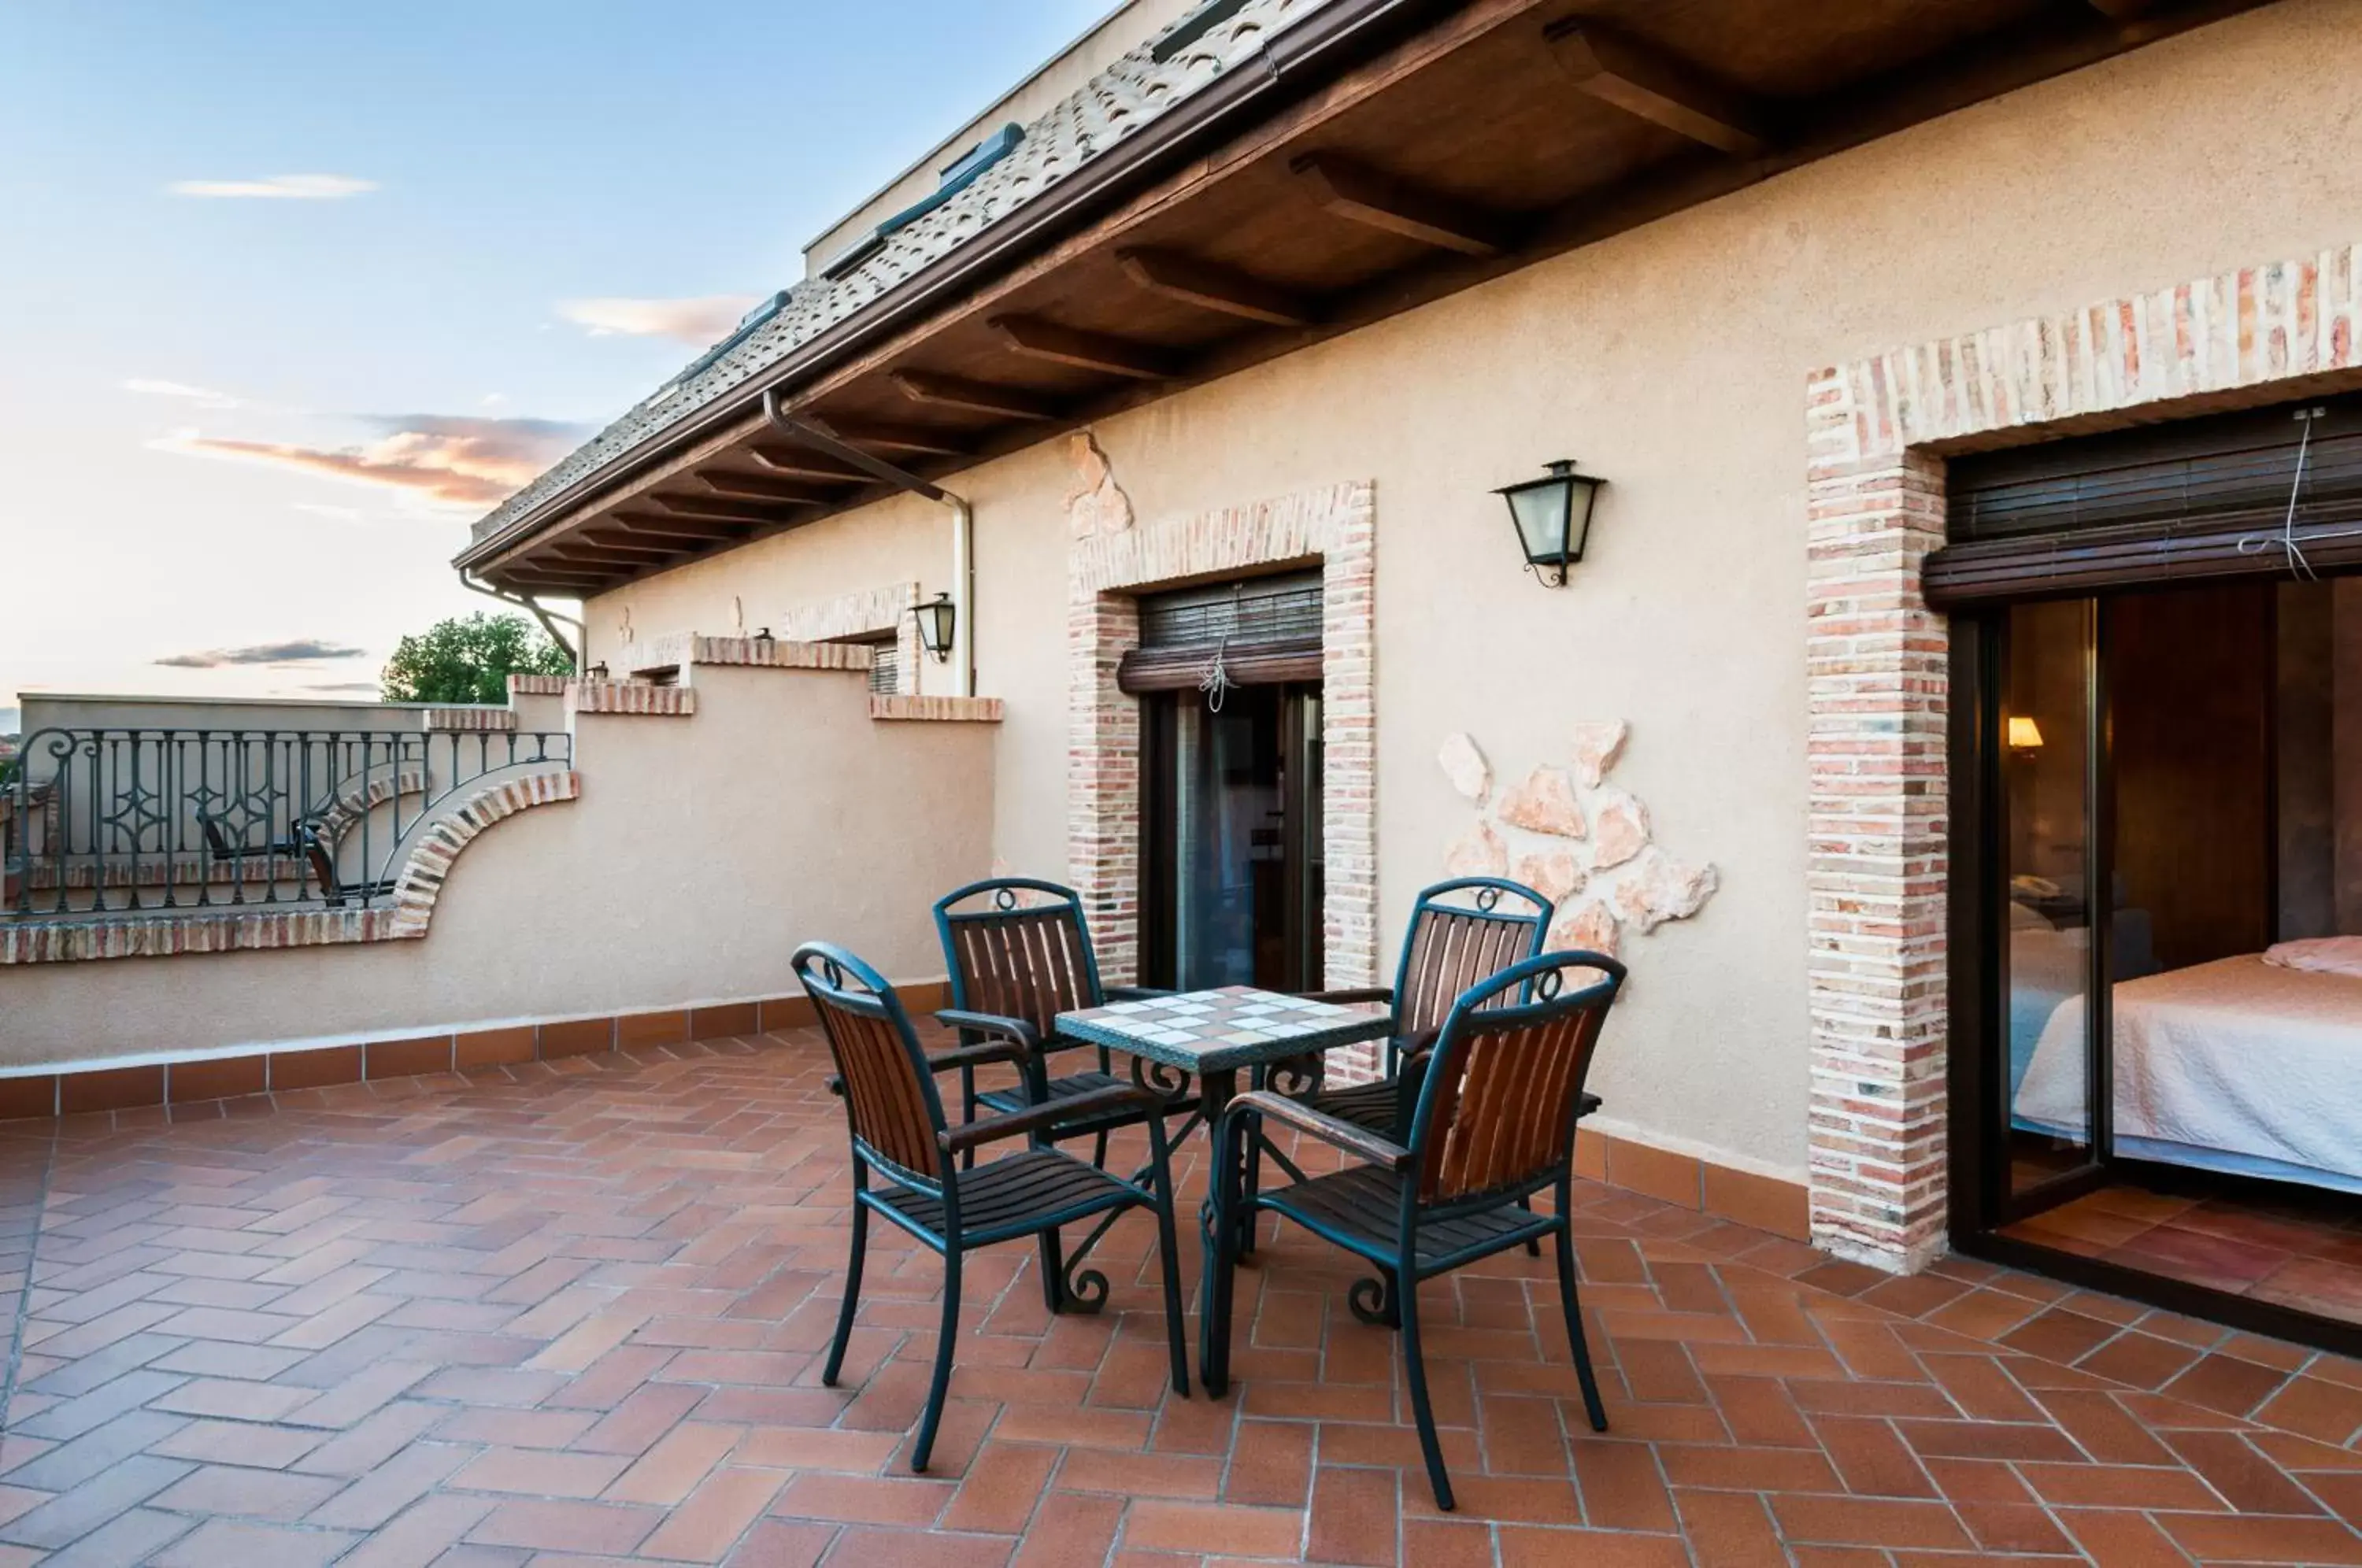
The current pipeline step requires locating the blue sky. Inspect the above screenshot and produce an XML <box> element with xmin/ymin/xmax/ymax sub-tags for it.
<box><xmin>0</xmin><ymin>0</ymin><xmax>1112</xmax><ymax>723</ymax></box>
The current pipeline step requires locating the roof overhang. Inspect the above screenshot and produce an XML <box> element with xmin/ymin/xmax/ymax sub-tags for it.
<box><xmin>457</xmin><ymin>0</ymin><xmax>2275</xmax><ymax>598</ymax></box>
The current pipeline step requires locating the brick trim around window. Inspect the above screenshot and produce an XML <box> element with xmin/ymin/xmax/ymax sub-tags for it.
<box><xmin>1068</xmin><ymin>481</ymin><xmax>1377</xmax><ymax>989</ymax></box>
<box><xmin>1805</xmin><ymin>248</ymin><xmax>2362</xmax><ymax>1272</ymax></box>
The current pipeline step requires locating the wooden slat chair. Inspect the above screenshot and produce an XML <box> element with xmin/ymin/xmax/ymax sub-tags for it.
<box><xmin>932</xmin><ymin>878</ymin><xmax>1194</xmax><ymax>1188</ymax></box>
<box><xmin>1253</xmin><ymin>877</ymin><xmax>1594</xmax><ymax>1254</ymax></box>
<box><xmin>795</xmin><ymin>941</ymin><xmax>1190</xmax><ymax>1472</ymax></box>
<box><xmin>1208</xmin><ymin>949</ymin><xmax>1627</xmax><ymax>1511</ymax></box>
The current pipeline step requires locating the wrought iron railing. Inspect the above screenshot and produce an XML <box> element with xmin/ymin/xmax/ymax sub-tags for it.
<box><xmin>2</xmin><ymin>726</ymin><xmax>571</xmax><ymax>918</ymax></box>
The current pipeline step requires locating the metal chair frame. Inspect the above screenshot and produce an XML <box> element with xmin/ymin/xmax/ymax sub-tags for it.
<box><xmin>1208</xmin><ymin>949</ymin><xmax>1627</xmax><ymax>1511</ymax></box>
<box><xmin>795</xmin><ymin>941</ymin><xmax>1190</xmax><ymax>1471</ymax></box>
<box><xmin>1252</xmin><ymin>876</ymin><xmax>1563</xmax><ymax>1256</ymax></box>
<box><xmin>932</xmin><ymin>878</ymin><xmax>1195</xmax><ymax>1201</ymax></box>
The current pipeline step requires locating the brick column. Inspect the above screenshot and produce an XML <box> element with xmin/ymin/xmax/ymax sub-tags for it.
<box><xmin>1804</xmin><ymin>438</ymin><xmax>1949</xmax><ymax>1270</ymax></box>
<box><xmin>1068</xmin><ymin>593</ymin><xmax>1143</xmax><ymax>982</ymax></box>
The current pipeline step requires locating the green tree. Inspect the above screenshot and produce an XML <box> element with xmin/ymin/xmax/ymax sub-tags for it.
<box><xmin>381</xmin><ymin>612</ymin><xmax>572</xmax><ymax>704</ymax></box>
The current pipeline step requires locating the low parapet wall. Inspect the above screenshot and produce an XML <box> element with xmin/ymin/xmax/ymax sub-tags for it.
<box><xmin>0</xmin><ymin>645</ymin><xmax>999</xmax><ymax>1085</ymax></box>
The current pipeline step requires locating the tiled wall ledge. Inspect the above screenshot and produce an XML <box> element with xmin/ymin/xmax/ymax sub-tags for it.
<box><xmin>0</xmin><ymin>769</ymin><xmax>579</xmax><ymax>964</ymax></box>
<box><xmin>565</xmin><ymin>680</ymin><xmax>696</xmax><ymax>716</ymax></box>
<box><xmin>0</xmin><ymin>982</ymin><xmax>955</xmax><ymax>1122</ymax></box>
<box><xmin>870</xmin><ymin>695</ymin><xmax>1005</xmax><ymax>723</ymax></box>
<box><xmin>1575</xmin><ymin>1120</ymin><xmax>1813</xmax><ymax>1242</ymax></box>
<box><xmin>506</xmin><ymin>673</ymin><xmax>572</xmax><ymax>696</ymax></box>
<box><xmin>423</xmin><ymin>706</ymin><xmax>518</xmax><ymax>732</ymax></box>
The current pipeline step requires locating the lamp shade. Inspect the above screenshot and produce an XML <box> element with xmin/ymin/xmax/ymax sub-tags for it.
<box><xmin>1494</xmin><ymin>460</ymin><xmax>1604</xmax><ymax>586</ymax></box>
<box><xmin>2006</xmin><ymin>716</ymin><xmax>2044</xmax><ymax>750</ymax></box>
<box><xmin>913</xmin><ymin>592</ymin><xmax>957</xmax><ymax>661</ymax></box>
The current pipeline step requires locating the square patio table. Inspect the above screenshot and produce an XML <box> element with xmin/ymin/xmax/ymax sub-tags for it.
<box><xmin>1055</xmin><ymin>985</ymin><xmax>1394</xmax><ymax>1382</ymax></box>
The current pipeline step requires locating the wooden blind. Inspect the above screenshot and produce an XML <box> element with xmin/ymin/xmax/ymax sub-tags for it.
<box><xmin>1926</xmin><ymin>394</ymin><xmax>2362</xmax><ymax>608</ymax></box>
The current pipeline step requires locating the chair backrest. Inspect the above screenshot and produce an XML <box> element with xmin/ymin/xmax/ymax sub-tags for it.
<box><xmin>792</xmin><ymin>941</ymin><xmax>946</xmax><ymax>1181</ymax></box>
<box><xmin>933</xmin><ymin>878</ymin><xmax>1105</xmax><ymax>1037</ymax></box>
<box><xmin>1405</xmin><ymin>950</ymin><xmax>1626</xmax><ymax>1205</ymax></box>
<box><xmin>1390</xmin><ymin>878</ymin><xmax>1553</xmax><ymax>1037</ymax></box>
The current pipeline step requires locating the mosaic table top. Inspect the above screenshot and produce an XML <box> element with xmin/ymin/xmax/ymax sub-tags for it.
<box><xmin>1056</xmin><ymin>986</ymin><xmax>1392</xmax><ymax>1074</ymax></box>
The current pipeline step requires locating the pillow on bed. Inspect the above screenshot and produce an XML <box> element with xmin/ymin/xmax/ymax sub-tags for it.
<box><xmin>2262</xmin><ymin>937</ymin><xmax>2362</xmax><ymax>978</ymax></box>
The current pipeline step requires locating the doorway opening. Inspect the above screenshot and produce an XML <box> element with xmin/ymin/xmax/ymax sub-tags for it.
<box><xmin>1946</xmin><ymin>394</ymin><xmax>2362</xmax><ymax>1352</ymax></box>
<box><xmin>1126</xmin><ymin>573</ymin><xmax>1324</xmax><ymax>993</ymax></box>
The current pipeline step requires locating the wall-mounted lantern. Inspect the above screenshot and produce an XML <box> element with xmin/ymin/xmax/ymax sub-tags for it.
<box><xmin>752</xmin><ymin>626</ymin><xmax>776</xmax><ymax>657</ymax></box>
<box><xmin>1494</xmin><ymin>459</ymin><xmax>1605</xmax><ymax>587</ymax></box>
<box><xmin>587</xmin><ymin>661</ymin><xmax>610</xmax><ymax>681</ymax></box>
<box><xmin>913</xmin><ymin>593</ymin><xmax>957</xmax><ymax>663</ymax></box>
<box><xmin>2006</xmin><ymin>715</ymin><xmax>2045</xmax><ymax>754</ymax></box>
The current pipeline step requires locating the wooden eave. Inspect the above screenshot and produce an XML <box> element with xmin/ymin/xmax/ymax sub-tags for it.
<box><xmin>468</xmin><ymin>0</ymin><xmax>2271</xmax><ymax>597</ymax></box>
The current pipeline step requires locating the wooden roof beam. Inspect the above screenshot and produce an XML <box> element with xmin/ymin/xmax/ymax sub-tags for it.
<box><xmin>990</xmin><ymin>314</ymin><xmax>1176</xmax><ymax>380</ymax></box>
<box><xmin>550</xmin><ymin>536</ymin><xmax>682</xmax><ymax>562</ymax></box>
<box><xmin>1547</xmin><ymin>24</ymin><xmax>1768</xmax><ymax>157</ymax></box>
<box><xmin>746</xmin><ymin>444</ymin><xmax>870</xmax><ymax>483</ymax></box>
<box><xmin>1116</xmin><ymin>248</ymin><xmax>1313</xmax><ymax>328</ymax></box>
<box><xmin>891</xmin><ymin>370</ymin><xmax>1060</xmax><ymax>420</ymax></box>
<box><xmin>697</xmin><ymin>471</ymin><xmax>836</xmax><ymax>505</ymax></box>
<box><xmin>605</xmin><ymin>513</ymin><xmax>750</xmax><ymax>544</ymax></box>
<box><xmin>645</xmin><ymin>494</ymin><xmax>806</xmax><ymax>525</ymax></box>
<box><xmin>816</xmin><ymin>418</ymin><xmax>970</xmax><ymax>457</ymax></box>
<box><xmin>1289</xmin><ymin>152</ymin><xmax>1509</xmax><ymax>257</ymax></box>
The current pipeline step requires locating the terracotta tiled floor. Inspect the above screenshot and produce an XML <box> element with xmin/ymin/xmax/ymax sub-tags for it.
<box><xmin>4</xmin><ymin>1030</ymin><xmax>2362</xmax><ymax>1566</ymax></box>
<box><xmin>2007</xmin><ymin>1183</ymin><xmax>2362</xmax><ymax>1326</ymax></box>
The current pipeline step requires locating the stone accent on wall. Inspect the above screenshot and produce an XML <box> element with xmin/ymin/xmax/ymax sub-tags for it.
<box><xmin>1437</xmin><ymin>733</ymin><xmax>1490</xmax><ymax>804</ymax></box>
<box><xmin>1064</xmin><ymin>431</ymin><xmax>1135</xmax><ymax>540</ymax></box>
<box><xmin>1068</xmin><ymin>481</ymin><xmax>1377</xmax><ymax>988</ymax></box>
<box><xmin>1441</xmin><ymin>723</ymin><xmax>1716</xmax><ymax>969</ymax></box>
<box><xmin>1497</xmin><ymin>766</ymin><xmax>1585</xmax><ymax>839</ymax></box>
<box><xmin>869</xmin><ymin>695</ymin><xmax>1005</xmax><ymax>723</ymax></box>
<box><xmin>1801</xmin><ymin>247</ymin><xmax>2362</xmax><ymax>1274</ymax></box>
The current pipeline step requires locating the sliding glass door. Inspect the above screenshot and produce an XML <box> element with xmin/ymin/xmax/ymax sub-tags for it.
<box><xmin>1991</xmin><ymin>597</ymin><xmax>2112</xmax><ymax>1219</ymax></box>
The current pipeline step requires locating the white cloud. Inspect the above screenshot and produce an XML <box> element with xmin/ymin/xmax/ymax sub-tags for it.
<box><xmin>291</xmin><ymin>501</ymin><xmax>363</xmax><ymax>522</ymax></box>
<box><xmin>167</xmin><ymin>173</ymin><xmax>377</xmax><ymax>200</ymax></box>
<box><xmin>154</xmin><ymin>414</ymin><xmax>586</xmax><ymax>510</ymax></box>
<box><xmin>123</xmin><ymin>377</ymin><xmax>241</xmax><ymax>410</ymax></box>
<box><xmin>557</xmin><ymin>294</ymin><xmax>757</xmax><ymax>346</ymax></box>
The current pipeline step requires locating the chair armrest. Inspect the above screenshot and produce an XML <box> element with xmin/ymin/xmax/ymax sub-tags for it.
<box><xmin>935</xmin><ymin>1008</ymin><xmax>1042</xmax><ymax>1053</ymax></box>
<box><xmin>925</xmin><ymin>1040</ymin><xmax>1031</xmax><ymax>1075</ymax></box>
<box><xmin>939</xmin><ymin>1083</ymin><xmax>1160</xmax><ymax>1154</ymax></box>
<box><xmin>1297</xmin><ymin>986</ymin><xmax>1394</xmax><ymax>1008</ymax></box>
<box><xmin>1102</xmin><ymin>986</ymin><xmax>1173</xmax><ymax>1002</ymax></box>
<box><xmin>1223</xmin><ymin>1089</ymin><xmax>1412</xmax><ymax>1170</ymax></box>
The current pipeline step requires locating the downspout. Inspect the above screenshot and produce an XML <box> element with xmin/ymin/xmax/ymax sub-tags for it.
<box><xmin>761</xmin><ymin>390</ymin><xmax>974</xmax><ymax>697</ymax></box>
<box><xmin>458</xmin><ymin>571</ymin><xmax>586</xmax><ymax>671</ymax></box>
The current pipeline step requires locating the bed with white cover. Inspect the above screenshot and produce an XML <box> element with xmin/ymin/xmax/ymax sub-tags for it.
<box><xmin>2013</xmin><ymin>945</ymin><xmax>2362</xmax><ymax>1195</ymax></box>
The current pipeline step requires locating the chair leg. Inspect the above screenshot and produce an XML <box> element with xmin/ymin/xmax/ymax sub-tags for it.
<box><xmin>1091</xmin><ymin>1128</ymin><xmax>1109</xmax><ymax>1172</ymax></box>
<box><xmin>1553</xmin><ymin>1205</ymin><xmax>1608</xmax><ymax>1433</ymax></box>
<box><xmin>960</xmin><ymin>1064</ymin><xmax>979</xmax><ymax>1172</ymax></box>
<box><xmin>1516</xmin><ymin>1194</ymin><xmax>1542</xmax><ymax>1258</ymax></box>
<box><xmin>1037</xmin><ymin>1226</ymin><xmax>1068</xmax><ymax>1315</ymax></box>
<box><xmin>1143</xmin><ymin>1126</ymin><xmax>1190</xmax><ymax>1399</ymax></box>
<box><xmin>1397</xmin><ymin>1274</ymin><xmax>1457</xmax><ymax>1511</ymax></box>
<box><xmin>1239</xmin><ymin>1120</ymin><xmax>1263</xmax><ymax>1259</ymax></box>
<box><xmin>913</xmin><ymin>1245</ymin><xmax>961</xmax><ymax>1472</ymax></box>
<box><xmin>822</xmin><ymin>1193</ymin><xmax>868</xmax><ymax>1387</ymax></box>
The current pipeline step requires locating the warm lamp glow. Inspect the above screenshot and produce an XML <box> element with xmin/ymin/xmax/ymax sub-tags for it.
<box><xmin>2006</xmin><ymin>716</ymin><xmax>2045</xmax><ymax>751</ymax></box>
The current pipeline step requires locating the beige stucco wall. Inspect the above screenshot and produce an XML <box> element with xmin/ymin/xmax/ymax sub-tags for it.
<box><xmin>0</xmin><ymin>667</ymin><xmax>995</xmax><ymax>1067</ymax></box>
<box><xmin>581</xmin><ymin>1</ymin><xmax>2362</xmax><ymax>1182</ymax></box>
